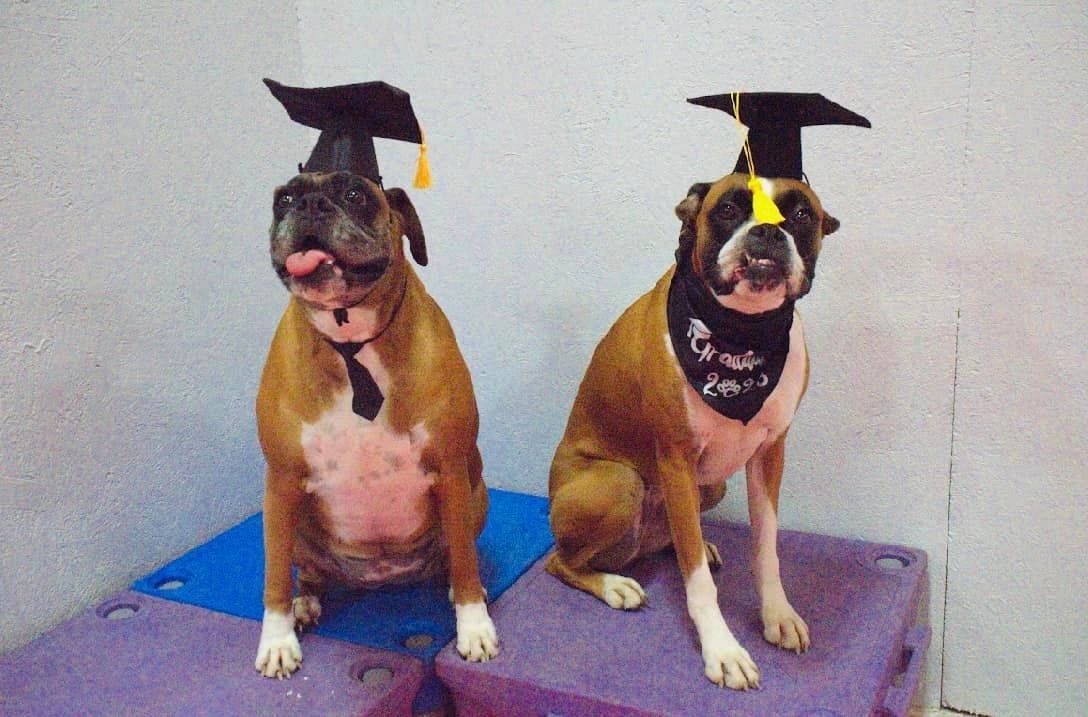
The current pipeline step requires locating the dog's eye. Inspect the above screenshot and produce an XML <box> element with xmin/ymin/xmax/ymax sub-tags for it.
<box><xmin>344</xmin><ymin>188</ymin><xmax>365</xmax><ymax>204</ymax></box>
<box><xmin>792</xmin><ymin>207</ymin><xmax>813</xmax><ymax>224</ymax></box>
<box><xmin>277</xmin><ymin>194</ymin><xmax>294</xmax><ymax>209</ymax></box>
<box><xmin>715</xmin><ymin>202</ymin><xmax>742</xmax><ymax>223</ymax></box>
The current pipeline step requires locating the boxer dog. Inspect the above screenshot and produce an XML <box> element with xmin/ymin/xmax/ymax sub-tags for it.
<box><xmin>548</xmin><ymin>173</ymin><xmax>839</xmax><ymax>689</ymax></box>
<box><xmin>253</xmin><ymin>170</ymin><xmax>496</xmax><ymax>678</ymax></box>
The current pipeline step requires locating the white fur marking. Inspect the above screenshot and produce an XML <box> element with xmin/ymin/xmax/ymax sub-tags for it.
<box><xmin>300</xmin><ymin>387</ymin><xmax>434</xmax><ymax>545</ymax></box>
<box><xmin>601</xmin><ymin>573</ymin><xmax>647</xmax><ymax>609</ymax></box>
<box><xmin>255</xmin><ymin>609</ymin><xmax>302</xmax><ymax>679</ymax></box>
<box><xmin>682</xmin><ymin>312</ymin><xmax>806</xmax><ymax>485</ymax></box>
<box><xmin>776</xmin><ymin>226</ymin><xmax>807</xmax><ymax>296</ymax></box>
<box><xmin>307</xmin><ymin>304</ymin><xmax>383</xmax><ymax>343</ymax></box>
<box><xmin>454</xmin><ymin>601</ymin><xmax>499</xmax><ymax>661</ymax></box>
<box><xmin>715</xmin><ymin>218</ymin><xmax>758</xmax><ymax>269</ymax></box>
<box><xmin>685</xmin><ymin>557</ymin><xmax>760</xmax><ymax>689</ymax></box>
<box><xmin>685</xmin><ymin>557</ymin><xmax>721</xmax><ymax>619</ymax></box>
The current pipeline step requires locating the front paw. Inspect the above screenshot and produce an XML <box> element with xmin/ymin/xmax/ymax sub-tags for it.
<box><xmin>702</xmin><ymin>636</ymin><xmax>760</xmax><ymax>690</ymax></box>
<box><xmin>455</xmin><ymin>602</ymin><xmax>499</xmax><ymax>662</ymax></box>
<box><xmin>255</xmin><ymin>610</ymin><xmax>302</xmax><ymax>679</ymax></box>
<box><xmin>761</xmin><ymin>599</ymin><xmax>810</xmax><ymax>654</ymax></box>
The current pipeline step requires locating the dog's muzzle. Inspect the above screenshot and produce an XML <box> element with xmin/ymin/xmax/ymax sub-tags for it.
<box><xmin>733</xmin><ymin>225</ymin><xmax>794</xmax><ymax>290</ymax></box>
<box><xmin>276</xmin><ymin>197</ymin><xmax>389</xmax><ymax>286</ymax></box>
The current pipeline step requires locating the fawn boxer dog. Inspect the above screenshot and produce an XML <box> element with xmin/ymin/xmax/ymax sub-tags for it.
<box><xmin>547</xmin><ymin>172</ymin><xmax>840</xmax><ymax>689</ymax></box>
<box><xmin>253</xmin><ymin>170</ymin><xmax>496</xmax><ymax>678</ymax></box>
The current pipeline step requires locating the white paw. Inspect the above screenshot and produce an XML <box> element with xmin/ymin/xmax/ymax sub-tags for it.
<box><xmin>455</xmin><ymin>601</ymin><xmax>499</xmax><ymax>662</ymax></box>
<box><xmin>601</xmin><ymin>574</ymin><xmax>647</xmax><ymax>610</ymax></box>
<box><xmin>702</xmin><ymin>634</ymin><xmax>760</xmax><ymax>690</ymax></box>
<box><xmin>762</xmin><ymin>598</ymin><xmax>810</xmax><ymax>654</ymax></box>
<box><xmin>293</xmin><ymin>595</ymin><xmax>322</xmax><ymax>630</ymax></box>
<box><xmin>255</xmin><ymin>610</ymin><xmax>302</xmax><ymax>679</ymax></box>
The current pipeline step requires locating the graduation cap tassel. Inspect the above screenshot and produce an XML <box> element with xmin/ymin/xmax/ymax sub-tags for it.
<box><xmin>730</xmin><ymin>92</ymin><xmax>785</xmax><ymax>226</ymax></box>
<box><xmin>413</xmin><ymin>130</ymin><xmax>432</xmax><ymax>189</ymax></box>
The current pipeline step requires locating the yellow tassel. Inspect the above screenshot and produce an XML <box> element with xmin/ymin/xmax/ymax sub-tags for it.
<box><xmin>731</xmin><ymin>93</ymin><xmax>784</xmax><ymax>225</ymax></box>
<box><xmin>748</xmin><ymin>176</ymin><xmax>785</xmax><ymax>225</ymax></box>
<box><xmin>412</xmin><ymin>140</ymin><xmax>431</xmax><ymax>189</ymax></box>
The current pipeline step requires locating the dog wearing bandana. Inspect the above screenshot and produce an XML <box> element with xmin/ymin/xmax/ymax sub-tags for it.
<box><xmin>546</xmin><ymin>174</ymin><xmax>834</xmax><ymax>690</ymax></box>
<box><xmin>546</xmin><ymin>90</ymin><xmax>868</xmax><ymax>691</ymax></box>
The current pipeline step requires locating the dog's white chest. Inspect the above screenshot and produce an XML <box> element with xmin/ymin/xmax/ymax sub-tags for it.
<box><xmin>681</xmin><ymin>314</ymin><xmax>807</xmax><ymax>483</ymax></box>
<box><xmin>300</xmin><ymin>359</ymin><xmax>435</xmax><ymax>546</ymax></box>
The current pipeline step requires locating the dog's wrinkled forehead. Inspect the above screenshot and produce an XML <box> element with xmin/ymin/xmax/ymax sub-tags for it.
<box><xmin>273</xmin><ymin>171</ymin><xmax>388</xmax><ymax>219</ymax></box>
<box><xmin>699</xmin><ymin>175</ymin><xmax>823</xmax><ymax>224</ymax></box>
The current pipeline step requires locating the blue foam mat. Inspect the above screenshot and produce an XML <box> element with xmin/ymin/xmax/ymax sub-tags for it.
<box><xmin>133</xmin><ymin>488</ymin><xmax>552</xmax><ymax>663</ymax></box>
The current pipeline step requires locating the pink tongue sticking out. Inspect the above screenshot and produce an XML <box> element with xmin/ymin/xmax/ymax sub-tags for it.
<box><xmin>285</xmin><ymin>250</ymin><xmax>334</xmax><ymax>278</ymax></box>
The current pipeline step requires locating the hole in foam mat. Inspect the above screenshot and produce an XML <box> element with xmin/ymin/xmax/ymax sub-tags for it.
<box><xmin>354</xmin><ymin>666</ymin><xmax>394</xmax><ymax>687</ymax></box>
<box><xmin>875</xmin><ymin>554</ymin><xmax>910</xmax><ymax>570</ymax></box>
<box><xmin>154</xmin><ymin>577</ymin><xmax>186</xmax><ymax>590</ymax></box>
<box><xmin>102</xmin><ymin>604</ymin><xmax>140</xmax><ymax>620</ymax></box>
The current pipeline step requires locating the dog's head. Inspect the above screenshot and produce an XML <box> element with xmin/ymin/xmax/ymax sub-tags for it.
<box><xmin>675</xmin><ymin>173</ymin><xmax>839</xmax><ymax>311</ymax></box>
<box><xmin>269</xmin><ymin>171</ymin><xmax>426</xmax><ymax>310</ymax></box>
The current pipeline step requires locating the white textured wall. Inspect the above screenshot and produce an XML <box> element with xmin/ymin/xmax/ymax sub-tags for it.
<box><xmin>0</xmin><ymin>3</ymin><xmax>303</xmax><ymax>651</ymax></box>
<box><xmin>944</xmin><ymin>3</ymin><xmax>1088</xmax><ymax>715</ymax></box>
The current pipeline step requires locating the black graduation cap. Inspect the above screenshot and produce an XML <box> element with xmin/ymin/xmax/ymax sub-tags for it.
<box><xmin>687</xmin><ymin>92</ymin><xmax>870</xmax><ymax>180</ymax></box>
<box><xmin>264</xmin><ymin>78</ymin><xmax>429</xmax><ymax>187</ymax></box>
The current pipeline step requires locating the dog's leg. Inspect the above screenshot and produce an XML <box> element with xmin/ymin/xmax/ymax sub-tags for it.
<box><xmin>699</xmin><ymin>482</ymin><xmax>728</xmax><ymax>569</ymax></box>
<box><xmin>546</xmin><ymin>459</ymin><xmax>647</xmax><ymax>609</ymax></box>
<box><xmin>433</xmin><ymin>455</ymin><xmax>498</xmax><ymax>662</ymax></box>
<box><xmin>255</xmin><ymin>468</ymin><xmax>304</xmax><ymax>679</ymax></box>
<box><xmin>469</xmin><ymin>447</ymin><xmax>489</xmax><ymax>540</ymax></box>
<box><xmin>658</xmin><ymin>445</ymin><xmax>760</xmax><ymax>690</ymax></box>
<box><xmin>746</xmin><ymin>433</ymin><xmax>810</xmax><ymax>654</ymax></box>
<box><xmin>448</xmin><ymin>473</ymin><xmax>491</xmax><ymax>605</ymax></box>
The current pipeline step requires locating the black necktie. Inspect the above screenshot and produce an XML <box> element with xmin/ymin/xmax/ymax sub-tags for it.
<box><xmin>327</xmin><ymin>340</ymin><xmax>383</xmax><ymax>420</ymax></box>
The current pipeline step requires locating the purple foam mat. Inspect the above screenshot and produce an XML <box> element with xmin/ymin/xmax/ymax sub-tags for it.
<box><xmin>0</xmin><ymin>591</ymin><xmax>423</xmax><ymax>717</ymax></box>
<box><xmin>436</xmin><ymin>521</ymin><xmax>929</xmax><ymax>717</ymax></box>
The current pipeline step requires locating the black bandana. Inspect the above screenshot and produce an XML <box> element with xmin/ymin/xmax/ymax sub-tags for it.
<box><xmin>666</xmin><ymin>252</ymin><xmax>794</xmax><ymax>424</ymax></box>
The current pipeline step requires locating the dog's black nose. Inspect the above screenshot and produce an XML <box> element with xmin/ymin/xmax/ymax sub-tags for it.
<box><xmin>296</xmin><ymin>192</ymin><xmax>335</xmax><ymax>218</ymax></box>
<box><xmin>749</xmin><ymin>224</ymin><xmax>786</xmax><ymax>242</ymax></box>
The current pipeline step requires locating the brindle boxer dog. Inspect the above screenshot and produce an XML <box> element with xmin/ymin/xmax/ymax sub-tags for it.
<box><xmin>254</xmin><ymin>171</ymin><xmax>496</xmax><ymax>678</ymax></box>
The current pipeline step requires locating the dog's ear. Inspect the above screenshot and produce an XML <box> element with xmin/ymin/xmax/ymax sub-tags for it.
<box><xmin>384</xmin><ymin>187</ymin><xmax>428</xmax><ymax>266</ymax></box>
<box><xmin>822</xmin><ymin>211</ymin><xmax>840</xmax><ymax>236</ymax></box>
<box><xmin>676</xmin><ymin>182</ymin><xmax>712</xmax><ymax>255</ymax></box>
<box><xmin>675</xmin><ymin>182</ymin><xmax>712</xmax><ymax>224</ymax></box>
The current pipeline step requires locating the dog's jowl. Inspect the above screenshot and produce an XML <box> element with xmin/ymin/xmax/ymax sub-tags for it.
<box><xmin>253</xmin><ymin>79</ymin><xmax>496</xmax><ymax>679</ymax></box>
<box><xmin>547</xmin><ymin>92</ymin><xmax>869</xmax><ymax>689</ymax></box>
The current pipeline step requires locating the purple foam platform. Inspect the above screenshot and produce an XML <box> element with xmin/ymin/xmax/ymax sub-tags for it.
<box><xmin>0</xmin><ymin>591</ymin><xmax>423</xmax><ymax>717</ymax></box>
<box><xmin>436</xmin><ymin>521</ymin><xmax>929</xmax><ymax>717</ymax></box>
